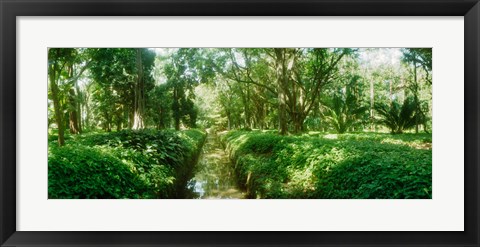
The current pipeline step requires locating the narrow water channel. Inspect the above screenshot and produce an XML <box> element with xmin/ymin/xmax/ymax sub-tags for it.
<box><xmin>186</xmin><ymin>129</ymin><xmax>245</xmax><ymax>199</ymax></box>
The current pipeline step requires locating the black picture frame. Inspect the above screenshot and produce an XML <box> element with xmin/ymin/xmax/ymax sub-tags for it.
<box><xmin>1</xmin><ymin>0</ymin><xmax>479</xmax><ymax>246</ymax></box>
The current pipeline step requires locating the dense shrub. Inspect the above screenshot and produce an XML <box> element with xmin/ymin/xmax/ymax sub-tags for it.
<box><xmin>222</xmin><ymin>130</ymin><xmax>432</xmax><ymax>199</ymax></box>
<box><xmin>48</xmin><ymin>144</ymin><xmax>151</xmax><ymax>199</ymax></box>
<box><xmin>374</xmin><ymin>96</ymin><xmax>420</xmax><ymax>134</ymax></box>
<box><xmin>48</xmin><ymin>129</ymin><xmax>206</xmax><ymax>199</ymax></box>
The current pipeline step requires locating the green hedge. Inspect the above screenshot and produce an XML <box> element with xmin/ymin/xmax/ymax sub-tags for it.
<box><xmin>48</xmin><ymin>129</ymin><xmax>206</xmax><ymax>199</ymax></box>
<box><xmin>222</xmin><ymin>131</ymin><xmax>432</xmax><ymax>199</ymax></box>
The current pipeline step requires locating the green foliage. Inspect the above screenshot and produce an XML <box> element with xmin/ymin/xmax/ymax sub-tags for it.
<box><xmin>147</xmin><ymin>84</ymin><xmax>172</xmax><ymax>129</ymax></box>
<box><xmin>375</xmin><ymin>96</ymin><xmax>418</xmax><ymax>134</ymax></box>
<box><xmin>47</xmin><ymin>48</ymin><xmax>433</xmax><ymax>200</ymax></box>
<box><xmin>322</xmin><ymin>77</ymin><xmax>368</xmax><ymax>133</ymax></box>
<box><xmin>48</xmin><ymin>48</ymin><xmax>432</xmax><ymax>140</ymax></box>
<box><xmin>88</xmin><ymin>48</ymin><xmax>156</xmax><ymax>131</ymax></box>
<box><xmin>402</xmin><ymin>48</ymin><xmax>432</xmax><ymax>76</ymax></box>
<box><xmin>48</xmin><ymin>144</ymin><xmax>151</xmax><ymax>199</ymax></box>
<box><xmin>164</xmin><ymin>48</ymin><xmax>213</xmax><ymax>130</ymax></box>
<box><xmin>222</xmin><ymin>130</ymin><xmax>432</xmax><ymax>199</ymax></box>
<box><xmin>48</xmin><ymin>129</ymin><xmax>206</xmax><ymax>199</ymax></box>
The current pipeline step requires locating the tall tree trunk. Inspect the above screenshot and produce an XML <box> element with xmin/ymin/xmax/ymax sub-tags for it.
<box><xmin>49</xmin><ymin>58</ymin><xmax>65</xmax><ymax>146</ymax></box>
<box><xmin>173</xmin><ymin>86</ymin><xmax>181</xmax><ymax>131</ymax></box>
<box><xmin>85</xmin><ymin>99</ymin><xmax>90</xmax><ymax>130</ymax></box>
<box><xmin>274</xmin><ymin>49</ymin><xmax>288</xmax><ymax>135</ymax></box>
<box><xmin>370</xmin><ymin>78</ymin><xmax>375</xmax><ymax>131</ymax></box>
<box><xmin>245</xmin><ymin>84</ymin><xmax>251</xmax><ymax>129</ymax></box>
<box><xmin>76</xmin><ymin>84</ymin><xmax>83</xmax><ymax>133</ymax></box>
<box><xmin>239</xmin><ymin>83</ymin><xmax>251</xmax><ymax>129</ymax></box>
<box><xmin>65</xmin><ymin>58</ymin><xmax>90</xmax><ymax>134</ymax></box>
<box><xmin>413</xmin><ymin>60</ymin><xmax>419</xmax><ymax>134</ymax></box>
<box><xmin>226</xmin><ymin>111</ymin><xmax>232</xmax><ymax>130</ymax></box>
<box><xmin>116</xmin><ymin>117</ymin><xmax>122</xmax><ymax>131</ymax></box>
<box><xmin>68</xmin><ymin>88</ymin><xmax>80</xmax><ymax>134</ymax></box>
<box><xmin>104</xmin><ymin>111</ymin><xmax>112</xmax><ymax>132</ymax></box>
<box><xmin>77</xmin><ymin>104</ymin><xmax>82</xmax><ymax>132</ymax></box>
<box><xmin>67</xmin><ymin>64</ymin><xmax>80</xmax><ymax>134</ymax></box>
<box><xmin>292</xmin><ymin>69</ymin><xmax>301</xmax><ymax>134</ymax></box>
<box><xmin>256</xmin><ymin>101</ymin><xmax>265</xmax><ymax>130</ymax></box>
<box><xmin>158</xmin><ymin>106</ymin><xmax>166</xmax><ymax>129</ymax></box>
<box><xmin>389</xmin><ymin>79</ymin><xmax>393</xmax><ymax>102</ymax></box>
<box><xmin>84</xmin><ymin>86</ymin><xmax>91</xmax><ymax>130</ymax></box>
<box><xmin>278</xmin><ymin>83</ymin><xmax>288</xmax><ymax>134</ymax></box>
<box><xmin>133</xmin><ymin>48</ymin><xmax>145</xmax><ymax>130</ymax></box>
<box><xmin>128</xmin><ymin>107</ymin><xmax>134</xmax><ymax>129</ymax></box>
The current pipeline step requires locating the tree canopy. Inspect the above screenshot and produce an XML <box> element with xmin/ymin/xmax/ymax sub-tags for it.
<box><xmin>48</xmin><ymin>48</ymin><xmax>432</xmax><ymax>146</ymax></box>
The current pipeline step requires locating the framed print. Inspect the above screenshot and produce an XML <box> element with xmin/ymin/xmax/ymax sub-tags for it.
<box><xmin>1</xmin><ymin>0</ymin><xmax>479</xmax><ymax>246</ymax></box>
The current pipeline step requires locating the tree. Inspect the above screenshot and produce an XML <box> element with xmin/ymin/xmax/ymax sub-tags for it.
<box><xmin>164</xmin><ymin>49</ymin><xmax>191</xmax><ymax>130</ymax></box>
<box><xmin>402</xmin><ymin>48</ymin><xmax>432</xmax><ymax>133</ymax></box>
<box><xmin>375</xmin><ymin>96</ymin><xmax>418</xmax><ymax>134</ymax></box>
<box><xmin>49</xmin><ymin>48</ymin><xmax>431</xmax><ymax>137</ymax></box>
<box><xmin>48</xmin><ymin>48</ymin><xmax>90</xmax><ymax>145</ymax></box>
<box><xmin>147</xmin><ymin>84</ymin><xmax>172</xmax><ymax>129</ymax></box>
<box><xmin>282</xmin><ymin>48</ymin><xmax>353</xmax><ymax>133</ymax></box>
<box><xmin>164</xmin><ymin>48</ymin><xmax>214</xmax><ymax>130</ymax></box>
<box><xmin>208</xmin><ymin>48</ymin><xmax>353</xmax><ymax>134</ymax></box>
<box><xmin>133</xmin><ymin>48</ymin><xmax>145</xmax><ymax>130</ymax></box>
<box><xmin>358</xmin><ymin>48</ymin><xmax>407</xmax><ymax>132</ymax></box>
<box><xmin>322</xmin><ymin>75</ymin><xmax>367</xmax><ymax>133</ymax></box>
<box><xmin>214</xmin><ymin>78</ymin><xmax>244</xmax><ymax>130</ymax></box>
<box><xmin>403</xmin><ymin>48</ymin><xmax>432</xmax><ymax>84</ymax></box>
<box><xmin>89</xmin><ymin>48</ymin><xmax>155</xmax><ymax>131</ymax></box>
<box><xmin>272</xmin><ymin>48</ymin><xmax>294</xmax><ymax>134</ymax></box>
<box><xmin>48</xmin><ymin>48</ymin><xmax>68</xmax><ymax>146</ymax></box>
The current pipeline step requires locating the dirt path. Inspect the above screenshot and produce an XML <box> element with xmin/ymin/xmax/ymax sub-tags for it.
<box><xmin>186</xmin><ymin>129</ymin><xmax>245</xmax><ymax>199</ymax></box>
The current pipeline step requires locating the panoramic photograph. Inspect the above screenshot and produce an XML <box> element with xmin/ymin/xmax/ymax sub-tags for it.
<box><xmin>48</xmin><ymin>48</ymin><xmax>432</xmax><ymax>199</ymax></box>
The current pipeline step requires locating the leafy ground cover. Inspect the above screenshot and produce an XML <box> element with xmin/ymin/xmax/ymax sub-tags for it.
<box><xmin>48</xmin><ymin>129</ymin><xmax>206</xmax><ymax>199</ymax></box>
<box><xmin>222</xmin><ymin>130</ymin><xmax>432</xmax><ymax>199</ymax></box>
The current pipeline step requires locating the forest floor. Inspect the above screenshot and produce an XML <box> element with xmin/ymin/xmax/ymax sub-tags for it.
<box><xmin>48</xmin><ymin>128</ymin><xmax>431</xmax><ymax>199</ymax></box>
<box><xmin>186</xmin><ymin>129</ymin><xmax>245</xmax><ymax>199</ymax></box>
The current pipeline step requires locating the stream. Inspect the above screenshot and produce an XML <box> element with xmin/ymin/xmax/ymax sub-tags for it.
<box><xmin>185</xmin><ymin>129</ymin><xmax>245</xmax><ymax>199</ymax></box>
